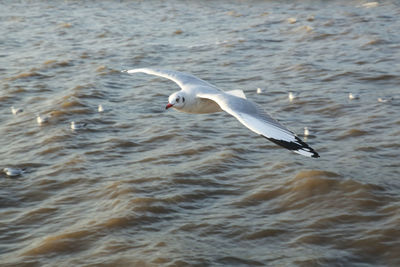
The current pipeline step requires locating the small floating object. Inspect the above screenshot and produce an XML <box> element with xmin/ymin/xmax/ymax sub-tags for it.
<box><xmin>36</xmin><ymin>114</ymin><xmax>51</xmax><ymax>125</ymax></box>
<box><xmin>377</xmin><ymin>97</ymin><xmax>393</xmax><ymax>103</ymax></box>
<box><xmin>304</xmin><ymin>127</ymin><xmax>309</xmax><ymax>137</ymax></box>
<box><xmin>98</xmin><ymin>104</ymin><xmax>104</xmax><ymax>112</ymax></box>
<box><xmin>11</xmin><ymin>106</ymin><xmax>23</xmax><ymax>115</ymax></box>
<box><xmin>307</xmin><ymin>15</ymin><xmax>315</xmax><ymax>22</ymax></box>
<box><xmin>287</xmin><ymin>17</ymin><xmax>297</xmax><ymax>24</ymax></box>
<box><xmin>256</xmin><ymin>88</ymin><xmax>262</xmax><ymax>94</ymax></box>
<box><xmin>173</xmin><ymin>29</ymin><xmax>183</xmax><ymax>35</ymax></box>
<box><xmin>3</xmin><ymin>167</ymin><xmax>24</xmax><ymax>177</ymax></box>
<box><xmin>288</xmin><ymin>92</ymin><xmax>297</xmax><ymax>102</ymax></box>
<box><xmin>348</xmin><ymin>93</ymin><xmax>359</xmax><ymax>100</ymax></box>
<box><xmin>71</xmin><ymin>121</ymin><xmax>87</xmax><ymax>130</ymax></box>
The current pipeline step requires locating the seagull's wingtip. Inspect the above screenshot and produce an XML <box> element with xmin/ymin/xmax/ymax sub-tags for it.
<box><xmin>311</xmin><ymin>152</ymin><xmax>320</xmax><ymax>158</ymax></box>
<box><xmin>295</xmin><ymin>148</ymin><xmax>320</xmax><ymax>158</ymax></box>
<box><xmin>264</xmin><ymin>135</ymin><xmax>320</xmax><ymax>158</ymax></box>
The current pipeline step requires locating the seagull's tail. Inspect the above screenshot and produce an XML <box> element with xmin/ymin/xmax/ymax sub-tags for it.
<box><xmin>264</xmin><ymin>136</ymin><xmax>320</xmax><ymax>158</ymax></box>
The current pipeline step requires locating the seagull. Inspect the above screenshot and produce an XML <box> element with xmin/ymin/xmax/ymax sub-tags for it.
<box><xmin>256</xmin><ymin>88</ymin><xmax>262</xmax><ymax>94</ymax></box>
<box><xmin>98</xmin><ymin>104</ymin><xmax>104</xmax><ymax>112</ymax></box>
<box><xmin>36</xmin><ymin>114</ymin><xmax>51</xmax><ymax>125</ymax></box>
<box><xmin>71</xmin><ymin>121</ymin><xmax>87</xmax><ymax>130</ymax></box>
<box><xmin>124</xmin><ymin>68</ymin><xmax>319</xmax><ymax>158</ymax></box>
<box><xmin>3</xmin><ymin>167</ymin><xmax>24</xmax><ymax>177</ymax></box>
<box><xmin>304</xmin><ymin>127</ymin><xmax>309</xmax><ymax>137</ymax></box>
<box><xmin>288</xmin><ymin>92</ymin><xmax>298</xmax><ymax>102</ymax></box>
<box><xmin>348</xmin><ymin>93</ymin><xmax>359</xmax><ymax>100</ymax></box>
<box><xmin>377</xmin><ymin>97</ymin><xmax>393</xmax><ymax>103</ymax></box>
<box><xmin>11</xmin><ymin>106</ymin><xmax>23</xmax><ymax>115</ymax></box>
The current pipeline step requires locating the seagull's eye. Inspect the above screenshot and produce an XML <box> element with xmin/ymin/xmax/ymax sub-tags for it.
<box><xmin>182</xmin><ymin>97</ymin><xmax>185</xmax><ymax>102</ymax></box>
<box><xmin>176</xmin><ymin>98</ymin><xmax>180</xmax><ymax>102</ymax></box>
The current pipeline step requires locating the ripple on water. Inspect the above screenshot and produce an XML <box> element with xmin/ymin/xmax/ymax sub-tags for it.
<box><xmin>60</xmin><ymin>99</ymin><xmax>88</xmax><ymax>109</ymax></box>
<box><xmin>236</xmin><ymin>169</ymin><xmax>389</xmax><ymax>211</ymax></box>
<box><xmin>233</xmin><ymin>169</ymin><xmax>399</xmax><ymax>263</ymax></box>
<box><xmin>106</xmin><ymin>138</ymin><xmax>140</xmax><ymax>149</ymax></box>
<box><xmin>217</xmin><ymin>256</ymin><xmax>264</xmax><ymax>266</ymax></box>
<box><xmin>336</xmin><ymin>129</ymin><xmax>369</xmax><ymax>140</ymax></box>
<box><xmin>7</xmin><ymin>71</ymin><xmax>50</xmax><ymax>81</ymax></box>
<box><xmin>244</xmin><ymin>228</ymin><xmax>288</xmax><ymax>241</ymax></box>
<box><xmin>37</xmin><ymin>146</ymin><xmax>65</xmax><ymax>156</ymax></box>
<box><xmin>15</xmin><ymin>207</ymin><xmax>59</xmax><ymax>226</ymax></box>
<box><xmin>22</xmin><ymin>229</ymin><xmax>96</xmax><ymax>256</ymax></box>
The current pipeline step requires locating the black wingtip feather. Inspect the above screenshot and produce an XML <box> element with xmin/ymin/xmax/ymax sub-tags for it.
<box><xmin>263</xmin><ymin>136</ymin><xmax>320</xmax><ymax>158</ymax></box>
<box><xmin>311</xmin><ymin>152</ymin><xmax>320</xmax><ymax>158</ymax></box>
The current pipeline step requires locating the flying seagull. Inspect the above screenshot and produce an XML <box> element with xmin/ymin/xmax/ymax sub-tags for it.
<box><xmin>123</xmin><ymin>68</ymin><xmax>319</xmax><ymax>158</ymax></box>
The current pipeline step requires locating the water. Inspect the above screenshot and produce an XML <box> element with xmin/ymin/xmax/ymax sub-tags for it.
<box><xmin>1</xmin><ymin>1</ymin><xmax>400</xmax><ymax>266</ymax></box>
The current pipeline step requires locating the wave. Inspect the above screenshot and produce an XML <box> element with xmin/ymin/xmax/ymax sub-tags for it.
<box><xmin>7</xmin><ymin>71</ymin><xmax>50</xmax><ymax>81</ymax></box>
<box><xmin>336</xmin><ymin>129</ymin><xmax>369</xmax><ymax>140</ymax></box>
<box><xmin>235</xmin><ymin>169</ymin><xmax>390</xmax><ymax>212</ymax></box>
<box><xmin>22</xmin><ymin>229</ymin><xmax>95</xmax><ymax>256</ymax></box>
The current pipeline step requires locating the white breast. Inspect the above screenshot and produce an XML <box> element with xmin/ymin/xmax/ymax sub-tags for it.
<box><xmin>180</xmin><ymin>98</ymin><xmax>222</xmax><ymax>114</ymax></box>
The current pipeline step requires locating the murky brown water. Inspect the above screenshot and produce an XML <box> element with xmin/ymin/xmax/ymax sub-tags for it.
<box><xmin>1</xmin><ymin>1</ymin><xmax>400</xmax><ymax>266</ymax></box>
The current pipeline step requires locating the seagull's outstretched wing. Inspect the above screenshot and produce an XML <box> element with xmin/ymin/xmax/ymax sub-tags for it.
<box><xmin>124</xmin><ymin>68</ymin><xmax>216</xmax><ymax>90</ymax></box>
<box><xmin>197</xmin><ymin>92</ymin><xmax>320</xmax><ymax>158</ymax></box>
<box><xmin>124</xmin><ymin>68</ymin><xmax>319</xmax><ymax>158</ymax></box>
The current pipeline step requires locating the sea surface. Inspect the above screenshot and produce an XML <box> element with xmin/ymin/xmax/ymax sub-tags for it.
<box><xmin>1</xmin><ymin>1</ymin><xmax>400</xmax><ymax>266</ymax></box>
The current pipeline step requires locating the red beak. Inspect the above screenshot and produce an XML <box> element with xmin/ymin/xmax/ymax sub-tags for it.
<box><xmin>166</xmin><ymin>103</ymin><xmax>174</xmax><ymax>109</ymax></box>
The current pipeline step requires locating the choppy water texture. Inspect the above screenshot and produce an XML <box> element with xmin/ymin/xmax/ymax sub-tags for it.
<box><xmin>1</xmin><ymin>1</ymin><xmax>400</xmax><ymax>266</ymax></box>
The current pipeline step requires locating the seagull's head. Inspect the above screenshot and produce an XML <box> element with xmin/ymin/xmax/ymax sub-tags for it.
<box><xmin>166</xmin><ymin>92</ymin><xmax>186</xmax><ymax>110</ymax></box>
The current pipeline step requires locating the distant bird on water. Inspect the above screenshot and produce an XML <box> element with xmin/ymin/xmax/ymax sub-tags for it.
<box><xmin>304</xmin><ymin>127</ymin><xmax>309</xmax><ymax>137</ymax></box>
<box><xmin>71</xmin><ymin>121</ymin><xmax>87</xmax><ymax>130</ymax></box>
<box><xmin>11</xmin><ymin>106</ymin><xmax>23</xmax><ymax>115</ymax></box>
<box><xmin>124</xmin><ymin>68</ymin><xmax>320</xmax><ymax>158</ymax></box>
<box><xmin>3</xmin><ymin>168</ymin><xmax>24</xmax><ymax>177</ymax></box>
<box><xmin>377</xmin><ymin>97</ymin><xmax>393</xmax><ymax>103</ymax></box>
<box><xmin>288</xmin><ymin>92</ymin><xmax>298</xmax><ymax>102</ymax></box>
<box><xmin>348</xmin><ymin>93</ymin><xmax>359</xmax><ymax>100</ymax></box>
<box><xmin>36</xmin><ymin>114</ymin><xmax>51</xmax><ymax>125</ymax></box>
